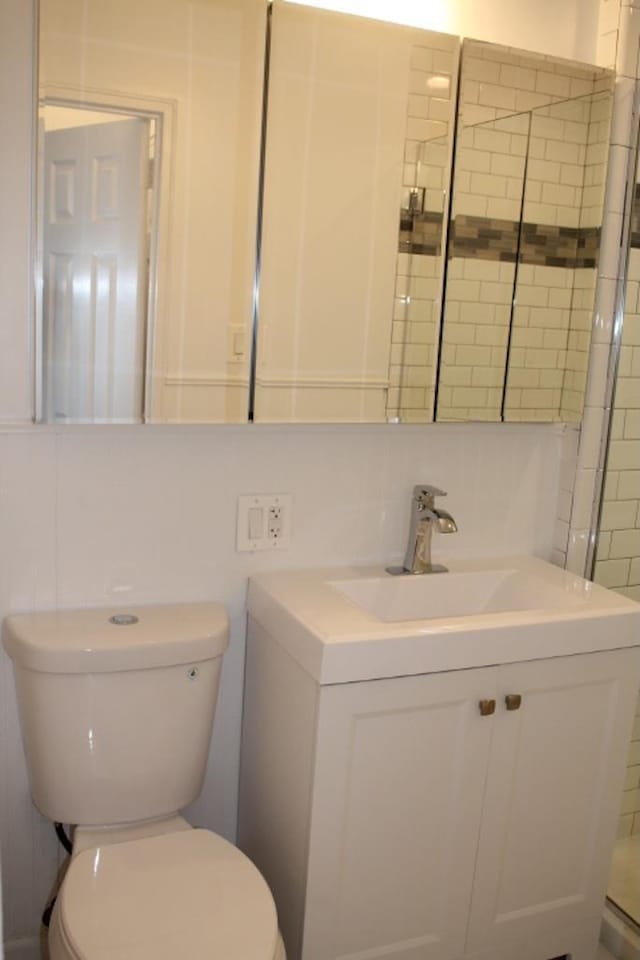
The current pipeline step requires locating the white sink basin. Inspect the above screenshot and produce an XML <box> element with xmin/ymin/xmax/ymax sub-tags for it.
<box><xmin>247</xmin><ymin>556</ymin><xmax>640</xmax><ymax>684</ymax></box>
<box><xmin>331</xmin><ymin>567</ymin><xmax>589</xmax><ymax>622</ymax></box>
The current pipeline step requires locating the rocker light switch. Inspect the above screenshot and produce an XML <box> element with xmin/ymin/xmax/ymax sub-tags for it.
<box><xmin>248</xmin><ymin>506</ymin><xmax>263</xmax><ymax>540</ymax></box>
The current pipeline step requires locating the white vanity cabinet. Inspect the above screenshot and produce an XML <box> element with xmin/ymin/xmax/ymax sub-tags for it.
<box><xmin>239</xmin><ymin>623</ymin><xmax>639</xmax><ymax>960</ymax></box>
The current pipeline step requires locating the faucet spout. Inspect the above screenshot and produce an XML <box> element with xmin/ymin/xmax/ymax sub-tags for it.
<box><xmin>429</xmin><ymin>507</ymin><xmax>457</xmax><ymax>534</ymax></box>
<box><xmin>387</xmin><ymin>484</ymin><xmax>458</xmax><ymax>576</ymax></box>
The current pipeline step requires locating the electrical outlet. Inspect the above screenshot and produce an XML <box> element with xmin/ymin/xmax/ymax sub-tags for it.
<box><xmin>237</xmin><ymin>494</ymin><xmax>292</xmax><ymax>551</ymax></box>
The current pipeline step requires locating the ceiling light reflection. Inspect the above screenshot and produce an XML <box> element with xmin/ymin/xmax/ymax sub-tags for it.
<box><xmin>282</xmin><ymin>0</ymin><xmax>453</xmax><ymax>33</ymax></box>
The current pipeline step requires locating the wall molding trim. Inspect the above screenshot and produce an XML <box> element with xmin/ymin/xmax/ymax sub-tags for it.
<box><xmin>164</xmin><ymin>374</ymin><xmax>249</xmax><ymax>388</ymax></box>
<box><xmin>254</xmin><ymin>376</ymin><xmax>390</xmax><ymax>391</ymax></box>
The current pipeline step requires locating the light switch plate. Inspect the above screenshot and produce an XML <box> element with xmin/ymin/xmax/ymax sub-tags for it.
<box><xmin>237</xmin><ymin>494</ymin><xmax>292</xmax><ymax>551</ymax></box>
<box><xmin>227</xmin><ymin>324</ymin><xmax>246</xmax><ymax>362</ymax></box>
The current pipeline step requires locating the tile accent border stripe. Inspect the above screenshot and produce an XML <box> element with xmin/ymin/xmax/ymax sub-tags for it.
<box><xmin>399</xmin><ymin>210</ymin><xmax>601</xmax><ymax>268</ymax></box>
<box><xmin>399</xmin><ymin>209</ymin><xmax>443</xmax><ymax>256</ymax></box>
<box><xmin>629</xmin><ymin>184</ymin><xmax>640</xmax><ymax>248</ymax></box>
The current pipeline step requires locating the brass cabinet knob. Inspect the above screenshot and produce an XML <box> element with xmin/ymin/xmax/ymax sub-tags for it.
<box><xmin>505</xmin><ymin>694</ymin><xmax>522</xmax><ymax>711</ymax></box>
<box><xmin>478</xmin><ymin>699</ymin><xmax>496</xmax><ymax>717</ymax></box>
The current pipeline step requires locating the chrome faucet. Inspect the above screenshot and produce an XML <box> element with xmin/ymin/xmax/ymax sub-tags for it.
<box><xmin>388</xmin><ymin>484</ymin><xmax>458</xmax><ymax>575</ymax></box>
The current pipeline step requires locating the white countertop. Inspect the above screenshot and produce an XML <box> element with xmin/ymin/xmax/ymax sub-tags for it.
<box><xmin>247</xmin><ymin>556</ymin><xmax>640</xmax><ymax>684</ymax></box>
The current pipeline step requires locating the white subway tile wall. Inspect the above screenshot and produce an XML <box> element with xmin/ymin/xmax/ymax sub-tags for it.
<box><xmin>595</xmin><ymin>240</ymin><xmax>640</xmax><ymax>837</ymax></box>
<box><xmin>387</xmin><ymin>34</ymin><xmax>459</xmax><ymax>423</ymax></box>
<box><xmin>437</xmin><ymin>256</ymin><xmax>514</xmax><ymax>419</ymax></box>
<box><xmin>503</xmin><ymin>87</ymin><xmax>611</xmax><ymax>422</ymax></box>
<box><xmin>593</xmin><ymin>0</ymin><xmax>640</xmax><ymax>844</ymax></box>
<box><xmin>436</xmin><ymin>40</ymin><xmax>612</xmax><ymax>422</ymax></box>
<box><xmin>617</xmin><ymin>698</ymin><xmax>640</xmax><ymax>837</ymax></box>
<box><xmin>563</xmin><ymin>90</ymin><xmax>613</xmax><ymax>417</ymax></box>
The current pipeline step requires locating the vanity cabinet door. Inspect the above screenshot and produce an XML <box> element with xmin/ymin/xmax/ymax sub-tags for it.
<box><xmin>466</xmin><ymin>648</ymin><xmax>640</xmax><ymax>959</ymax></box>
<box><xmin>301</xmin><ymin>667</ymin><xmax>497</xmax><ymax>960</ymax></box>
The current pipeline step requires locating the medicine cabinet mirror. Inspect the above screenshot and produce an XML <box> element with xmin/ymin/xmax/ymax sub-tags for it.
<box><xmin>253</xmin><ymin>2</ymin><xmax>459</xmax><ymax>423</ymax></box>
<box><xmin>37</xmin><ymin>0</ymin><xmax>264</xmax><ymax>423</ymax></box>
<box><xmin>35</xmin><ymin>0</ymin><xmax>613</xmax><ymax>426</ymax></box>
<box><xmin>437</xmin><ymin>40</ymin><xmax>613</xmax><ymax>423</ymax></box>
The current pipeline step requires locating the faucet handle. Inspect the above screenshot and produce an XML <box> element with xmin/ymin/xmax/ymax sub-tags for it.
<box><xmin>413</xmin><ymin>484</ymin><xmax>447</xmax><ymax>502</ymax></box>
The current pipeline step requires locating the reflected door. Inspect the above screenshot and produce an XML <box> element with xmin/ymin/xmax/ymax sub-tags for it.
<box><xmin>42</xmin><ymin>117</ymin><xmax>149</xmax><ymax>422</ymax></box>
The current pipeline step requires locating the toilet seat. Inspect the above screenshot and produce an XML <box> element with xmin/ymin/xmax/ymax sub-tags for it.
<box><xmin>55</xmin><ymin>828</ymin><xmax>279</xmax><ymax>959</ymax></box>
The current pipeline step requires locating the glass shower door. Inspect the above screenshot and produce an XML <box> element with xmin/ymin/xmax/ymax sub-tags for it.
<box><xmin>593</xmin><ymin>145</ymin><xmax>640</xmax><ymax>934</ymax></box>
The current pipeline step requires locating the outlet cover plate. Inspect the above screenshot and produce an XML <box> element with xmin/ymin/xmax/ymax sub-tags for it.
<box><xmin>237</xmin><ymin>494</ymin><xmax>292</xmax><ymax>551</ymax></box>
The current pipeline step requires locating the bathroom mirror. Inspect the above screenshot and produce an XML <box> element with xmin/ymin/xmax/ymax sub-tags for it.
<box><xmin>253</xmin><ymin>1</ymin><xmax>459</xmax><ymax>423</ymax></box>
<box><xmin>36</xmin><ymin>3</ymin><xmax>613</xmax><ymax>425</ymax></box>
<box><xmin>36</xmin><ymin>0</ymin><xmax>265</xmax><ymax>423</ymax></box>
<box><xmin>503</xmin><ymin>88</ymin><xmax>612</xmax><ymax>421</ymax></box>
<box><xmin>436</xmin><ymin>40</ymin><xmax>613</xmax><ymax>422</ymax></box>
<box><xmin>436</xmin><ymin>109</ymin><xmax>529</xmax><ymax>421</ymax></box>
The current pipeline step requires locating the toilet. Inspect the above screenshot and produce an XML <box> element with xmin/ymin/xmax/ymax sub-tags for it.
<box><xmin>2</xmin><ymin>603</ymin><xmax>286</xmax><ymax>960</ymax></box>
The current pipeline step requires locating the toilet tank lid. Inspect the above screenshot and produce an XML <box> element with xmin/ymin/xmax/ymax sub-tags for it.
<box><xmin>2</xmin><ymin>603</ymin><xmax>229</xmax><ymax>674</ymax></box>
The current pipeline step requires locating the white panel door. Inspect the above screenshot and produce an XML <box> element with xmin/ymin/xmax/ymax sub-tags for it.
<box><xmin>466</xmin><ymin>648</ymin><xmax>640</xmax><ymax>957</ymax></box>
<box><xmin>302</xmin><ymin>668</ymin><xmax>497</xmax><ymax>960</ymax></box>
<box><xmin>42</xmin><ymin>117</ymin><xmax>148</xmax><ymax>422</ymax></box>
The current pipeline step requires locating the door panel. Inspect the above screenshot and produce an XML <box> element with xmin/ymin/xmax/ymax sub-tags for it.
<box><xmin>466</xmin><ymin>649</ymin><xmax>640</xmax><ymax>955</ymax></box>
<box><xmin>303</xmin><ymin>668</ymin><xmax>497</xmax><ymax>960</ymax></box>
<box><xmin>43</xmin><ymin>117</ymin><xmax>148</xmax><ymax>423</ymax></box>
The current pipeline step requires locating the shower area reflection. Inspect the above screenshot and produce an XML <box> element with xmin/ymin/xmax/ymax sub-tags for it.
<box><xmin>393</xmin><ymin>82</ymin><xmax>613</xmax><ymax>424</ymax></box>
<box><xmin>595</xmin><ymin>136</ymin><xmax>640</xmax><ymax>942</ymax></box>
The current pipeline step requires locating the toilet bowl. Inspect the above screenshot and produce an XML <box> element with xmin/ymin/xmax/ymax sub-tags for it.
<box><xmin>48</xmin><ymin>826</ymin><xmax>285</xmax><ymax>960</ymax></box>
<box><xmin>2</xmin><ymin>603</ymin><xmax>286</xmax><ymax>960</ymax></box>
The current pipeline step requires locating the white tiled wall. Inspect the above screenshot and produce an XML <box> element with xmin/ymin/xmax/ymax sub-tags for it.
<box><xmin>387</xmin><ymin>34</ymin><xmax>459</xmax><ymax>423</ymax></box>
<box><xmin>391</xmin><ymin>42</ymin><xmax>612</xmax><ymax>425</ymax></box>
<box><xmin>563</xmin><ymin>89</ymin><xmax>613</xmax><ymax>418</ymax></box>
<box><xmin>595</xmin><ymin>247</ymin><xmax>640</xmax><ymax>604</ymax></box>
<box><xmin>454</xmin><ymin>111</ymin><xmax>529</xmax><ymax>222</ymax></box>
<box><xmin>595</xmin><ymin>245</ymin><xmax>640</xmax><ymax>837</ymax></box>
<box><xmin>438</xmin><ymin>41</ymin><xmax>612</xmax><ymax>422</ymax></box>
<box><xmin>505</xmin><ymin>89</ymin><xmax>611</xmax><ymax>423</ymax></box>
<box><xmin>562</xmin><ymin>0</ymin><xmax>634</xmax><ymax>576</ymax></box>
<box><xmin>438</xmin><ymin>257</ymin><xmax>514</xmax><ymax>420</ymax></box>
<box><xmin>508</xmin><ymin>264</ymin><xmax>577</xmax><ymax>422</ymax></box>
<box><xmin>618</xmin><ymin>698</ymin><xmax>640</xmax><ymax>836</ymax></box>
<box><xmin>578</xmin><ymin>0</ymin><xmax>640</xmax><ymax>841</ymax></box>
<box><xmin>388</xmin><ymin>252</ymin><xmax>442</xmax><ymax>421</ymax></box>
<box><xmin>461</xmin><ymin>43</ymin><xmax>599</xmax><ymax>124</ymax></box>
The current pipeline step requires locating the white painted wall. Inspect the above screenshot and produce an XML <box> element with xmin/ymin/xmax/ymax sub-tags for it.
<box><xmin>287</xmin><ymin>0</ymin><xmax>600</xmax><ymax>63</ymax></box>
<box><xmin>0</xmin><ymin>0</ymin><xmax>584</xmax><ymax>954</ymax></box>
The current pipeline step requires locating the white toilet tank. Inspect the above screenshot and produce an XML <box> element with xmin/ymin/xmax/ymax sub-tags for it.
<box><xmin>2</xmin><ymin>603</ymin><xmax>228</xmax><ymax>826</ymax></box>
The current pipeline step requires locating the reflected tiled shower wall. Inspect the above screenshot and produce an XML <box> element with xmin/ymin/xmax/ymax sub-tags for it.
<box><xmin>387</xmin><ymin>34</ymin><xmax>459</xmax><ymax>423</ymax></box>
<box><xmin>438</xmin><ymin>42</ymin><xmax>612</xmax><ymax>421</ymax></box>
<box><xmin>388</xmin><ymin>38</ymin><xmax>612</xmax><ymax>423</ymax></box>
<box><xmin>561</xmin><ymin>89</ymin><xmax>613</xmax><ymax>420</ymax></box>
<box><xmin>595</xmin><ymin>202</ymin><xmax>640</xmax><ymax>837</ymax></box>
<box><xmin>439</xmin><ymin>109</ymin><xmax>527</xmax><ymax>421</ymax></box>
<box><xmin>505</xmin><ymin>92</ymin><xmax>612</xmax><ymax>422</ymax></box>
